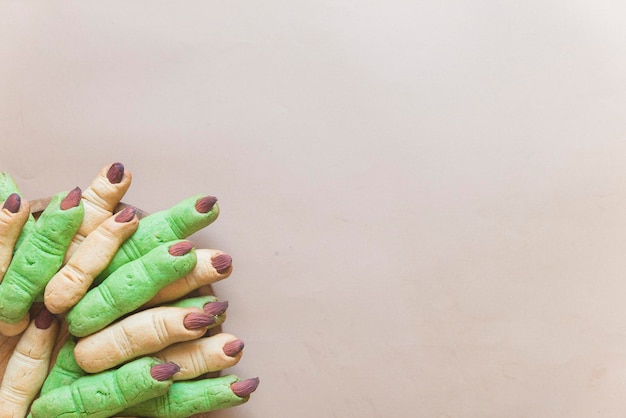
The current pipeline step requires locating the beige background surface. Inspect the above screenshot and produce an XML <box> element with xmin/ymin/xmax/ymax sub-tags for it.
<box><xmin>2</xmin><ymin>1</ymin><xmax>626</xmax><ymax>417</ymax></box>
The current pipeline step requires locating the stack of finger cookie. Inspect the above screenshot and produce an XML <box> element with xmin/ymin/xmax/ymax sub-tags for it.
<box><xmin>0</xmin><ymin>163</ymin><xmax>259</xmax><ymax>418</ymax></box>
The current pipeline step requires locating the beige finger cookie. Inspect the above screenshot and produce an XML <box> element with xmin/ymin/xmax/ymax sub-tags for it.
<box><xmin>45</xmin><ymin>206</ymin><xmax>139</xmax><ymax>314</ymax></box>
<box><xmin>0</xmin><ymin>308</ymin><xmax>58</xmax><ymax>417</ymax></box>
<box><xmin>0</xmin><ymin>314</ymin><xmax>30</xmax><ymax>337</ymax></box>
<box><xmin>64</xmin><ymin>162</ymin><xmax>132</xmax><ymax>261</ymax></box>
<box><xmin>0</xmin><ymin>194</ymin><xmax>30</xmax><ymax>283</ymax></box>
<box><xmin>143</xmin><ymin>249</ymin><xmax>233</xmax><ymax>308</ymax></box>
<box><xmin>74</xmin><ymin>305</ymin><xmax>218</xmax><ymax>373</ymax></box>
<box><xmin>154</xmin><ymin>332</ymin><xmax>244</xmax><ymax>381</ymax></box>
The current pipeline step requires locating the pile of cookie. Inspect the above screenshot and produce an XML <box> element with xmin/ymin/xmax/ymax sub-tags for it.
<box><xmin>0</xmin><ymin>163</ymin><xmax>258</xmax><ymax>417</ymax></box>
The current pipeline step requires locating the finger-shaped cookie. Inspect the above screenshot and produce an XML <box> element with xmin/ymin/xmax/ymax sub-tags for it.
<box><xmin>64</xmin><ymin>162</ymin><xmax>132</xmax><ymax>261</ymax></box>
<box><xmin>45</xmin><ymin>206</ymin><xmax>139</xmax><ymax>314</ymax></box>
<box><xmin>0</xmin><ymin>172</ymin><xmax>35</xmax><ymax>249</ymax></box>
<box><xmin>74</xmin><ymin>305</ymin><xmax>218</xmax><ymax>373</ymax></box>
<box><xmin>29</xmin><ymin>357</ymin><xmax>179</xmax><ymax>418</ymax></box>
<box><xmin>119</xmin><ymin>374</ymin><xmax>259</xmax><ymax>418</ymax></box>
<box><xmin>154</xmin><ymin>333</ymin><xmax>244</xmax><ymax>381</ymax></box>
<box><xmin>96</xmin><ymin>194</ymin><xmax>219</xmax><ymax>282</ymax></box>
<box><xmin>39</xmin><ymin>337</ymin><xmax>86</xmax><ymax>396</ymax></box>
<box><xmin>143</xmin><ymin>249</ymin><xmax>232</xmax><ymax>307</ymax></box>
<box><xmin>0</xmin><ymin>194</ymin><xmax>31</xmax><ymax>282</ymax></box>
<box><xmin>0</xmin><ymin>308</ymin><xmax>58</xmax><ymax>417</ymax></box>
<box><xmin>66</xmin><ymin>240</ymin><xmax>197</xmax><ymax>337</ymax></box>
<box><xmin>0</xmin><ymin>188</ymin><xmax>84</xmax><ymax>324</ymax></box>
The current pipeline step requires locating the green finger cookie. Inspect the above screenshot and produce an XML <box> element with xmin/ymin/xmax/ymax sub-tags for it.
<box><xmin>30</xmin><ymin>357</ymin><xmax>177</xmax><ymax>418</ymax></box>
<box><xmin>96</xmin><ymin>194</ymin><xmax>219</xmax><ymax>283</ymax></box>
<box><xmin>40</xmin><ymin>337</ymin><xmax>86</xmax><ymax>396</ymax></box>
<box><xmin>0</xmin><ymin>189</ymin><xmax>83</xmax><ymax>323</ymax></box>
<box><xmin>66</xmin><ymin>240</ymin><xmax>197</xmax><ymax>337</ymax></box>
<box><xmin>119</xmin><ymin>374</ymin><xmax>257</xmax><ymax>417</ymax></box>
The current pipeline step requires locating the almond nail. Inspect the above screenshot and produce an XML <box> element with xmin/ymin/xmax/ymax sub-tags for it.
<box><xmin>211</xmin><ymin>253</ymin><xmax>232</xmax><ymax>274</ymax></box>
<box><xmin>60</xmin><ymin>187</ymin><xmax>81</xmax><ymax>210</ymax></box>
<box><xmin>183</xmin><ymin>312</ymin><xmax>216</xmax><ymax>329</ymax></box>
<box><xmin>114</xmin><ymin>206</ymin><xmax>136</xmax><ymax>223</ymax></box>
<box><xmin>2</xmin><ymin>193</ymin><xmax>20</xmax><ymax>214</ymax></box>
<box><xmin>168</xmin><ymin>241</ymin><xmax>194</xmax><ymax>256</ymax></box>
<box><xmin>223</xmin><ymin>339</ymin><xmax>245</xmax><ymax>357</ymax></box>
<box><xmin>204</xmin><ymin>300</ymin><xmax>229</xmax><ymax>316</ymax></box>
<box><xmin>195</xmin><ymin>196</ymin><xmax>217</xmax><ymax>213</ymax></box>
<box><xmin>150</xmin><ymin>362</ymin><xmax>180</xmax><ymax>381</ymax></box>
<box><xmin>35</xmin><ymin>307</ymin><xmax>54</xmax><ymax>330</ymax></box>
<box><xmin>231</xmin><ymin>377</ymin><xmax>260</xmax><ymax>397</ymax></box>
<box><xmin>106</xmin><ymin>162</ymin><xmax>125</xmax><ymax>184</ymax></box>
